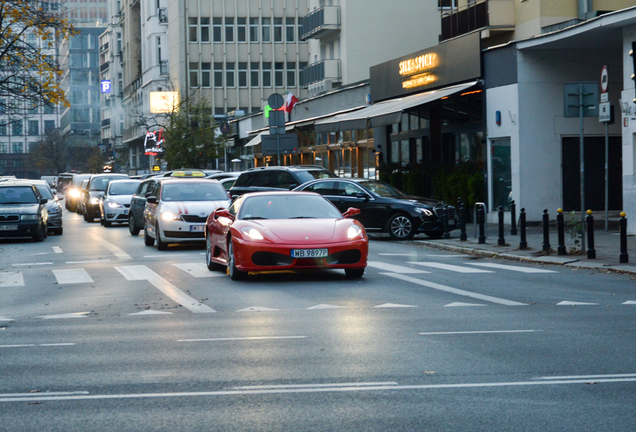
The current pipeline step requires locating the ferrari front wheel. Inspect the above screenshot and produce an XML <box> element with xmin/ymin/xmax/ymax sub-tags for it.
<box><xmin>206</xmin><ymin>234</ymin><xmax>225</xmax><ymax>271</ymax></box>
<box><xmin>228</xmin><ymin>240</ymin><xmax>247</xmax><ymax>281</ymax></box>
<box><xmin>345</xmin><ymin>268</ymin><xmax>365</xmax><ymax>278</ymax></box>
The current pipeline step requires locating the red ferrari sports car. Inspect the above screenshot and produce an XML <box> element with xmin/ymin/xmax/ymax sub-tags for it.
<box><xmin>205</xmin><ymin>191</ymin><xmax>368</xmax><ymax>280</ymax></box>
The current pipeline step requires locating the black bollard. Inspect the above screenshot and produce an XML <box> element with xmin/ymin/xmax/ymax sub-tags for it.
<box><xmin>510</xmin><ymin>200</ymin><xmax>517</xmax><ymax>235</ymax></box>
<box><xmin>586</xmin><ymin>210</ymin><xmax>596</xmax><ymax>259</ymax></box>
<box><xmin>557</xmin><ymin>208</ymin><xmax>566</xmax><ymax>255</ymax></box>
<box><xmin>620</xmin><ymin>212</ymin><xmax>629</xmax><ymax>264</ymax></box>
<box><xmin>519</xmin><ymin>208</ymin><xmax>527</xmax><ymax>250</ymax></box>
<box><xmin>459</xmin><ymin>198</ymin><xmax>467</xmax><ymax>242</ymax></box>
<box><xmin>498</xmin><ymin>206</ymin><xmax>505</xmax><ymax>246</ymax></box>
<box><xmin>477</xmin><ymin>205</ymin><xmax>486</xmax><ymax>244</ymax></box>
<box><xmin>443</xmin><ymin>203</ymin><xmax>450</xmax><ymax>239</ymax></box>
<box><xmin>542</xmin><ymin>209</ymin><xmax>550</xmax><ymax>252</ymax></box>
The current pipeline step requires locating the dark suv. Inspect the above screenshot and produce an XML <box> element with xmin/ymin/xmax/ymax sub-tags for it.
<box><xmin>229</xmin><ymin>165</ymin><xmax>337</xmax><ymax>198</ymax></box>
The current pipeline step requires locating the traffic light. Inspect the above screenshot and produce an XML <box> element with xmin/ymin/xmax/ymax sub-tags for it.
<box><xmin>631</xmin><ymin>41</ymin><xmax>636</xmax><ymax>103</ymax></box>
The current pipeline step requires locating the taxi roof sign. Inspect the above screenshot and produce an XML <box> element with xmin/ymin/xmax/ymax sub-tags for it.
<box><xmin>172</xmin><ymin>170</ymin><xmax>206</xmax><ymax>177</ymax></box>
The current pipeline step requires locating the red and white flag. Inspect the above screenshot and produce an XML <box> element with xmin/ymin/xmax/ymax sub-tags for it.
<box><xmin>285</xmin><ymin>91</ymin><xmax>299</xmax><ymax>113</ymax></box>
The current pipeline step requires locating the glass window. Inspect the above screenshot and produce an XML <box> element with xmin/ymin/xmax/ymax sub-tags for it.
<box><xmin>238</xmin><ymin>62</ymin><xmax>247</xmax><ymax>88</ymax></box>
<box><xmin>286</xmin><ymin>18</ymin><xmax>295</xmax><ymax>42</ymax></box>
<box><xmin>12</xmin><ymin>121</ymin><xmax>23</xmax><ymax>136</ymax></box>
<box><xmin>400</xmin><ymin>113</ymin><xmax>409</xmax><ymax>132</ymax></box>
<box><xmin>12</xmin><ymin>142</ymin><xmax>24</xmax><ymax>153</ymax></box>
<box><xmin>262</xmin><ymin>62</ymin><xmax>271</xmax><ymax>87</ymax></box>
<box><xmin>189</xmin><ymin>62</ymin><xmax>199</xmax><ymax>87</ymax></box>
<box><xmin>28</xmin><ymin>120</ymin><xmax>38</xmax><ymax>136</ymax></box>
<box><xmin>226</xmin><ymin>62</ymin><xmax>235</xmax><ymax>88</ymax></box>
<box><xmin>0</xmin><ymin>125</ymin><xmax>5</xmax><ymax>136</ymax></box>
<box><xmin>286</xmin><ymin>62</ymin><xmax>296</xmax><ymax>87</ymax></box>
<box><xmin>44</xmin><ymin>120</ymin><xmax>55</xmax><ymax>133</ymax></box>
<box><xmin>401</xmin><ymin>140</ymin><xmax>409</xmax><ymax>165</ymax></box>
<box><xmin>213</xmin><ymin>18</ymin><xmax>222</xmax><ymax>42</ymax></box>
<box><xmin>237</xmin><ymin>18</ymin><xmax>246</xmax><ymax>42</ymax></box>
<box><xmin>200</xmin><ymin>17</ymin><xmax>210</xmax><ymax>42</ymax></box>
<box><xmin>214</xmin><ymin>63</ymin><xmax>223</xmax><ymax>87</ymax></box>
<box><xmin>262</xmin><ymin>18</ymin><xmax>271</xmax><ymax>42</ymax></box>
<box><xmin>275</xmin><ymin>62</ymin><xmax>284</xmax><ymax>87</ymax></box>
<box><xmin>201</xmin><ymin>62</ymin><xmax>211</xmax><ymax>87</ymax></box>
<box><xmin>225</xmin><ymin>18</ymin><xmax>234</xmax><ymax>43</ymax></box>
<box><xmin>188</xmin><ymin>17</ymin><xmax>198</xmax><ymax>42</ymax></box>
<box><xmin>0</xmin><ymin>142</ymin><xmax>6</xmax><ymax>153</ymax></box>
<box><xmin>250</xmin><ymin>62</ymin><xmax>259</xmax><ymax>87</ymax></box>
<box><xmin>249</xmin><ymin>18</ymin><xmax>258</xmax><ymax>42</ymax></box>
<box><xmin>491</xmin><ymin>138</ymin><xmax>511</xmax><ymax>210</ymax></box>
<box><xmin>274</xmin><ymin>18</ymin><xmax>283</xmax><ymax>42</ymax></box>
<box><xmin>43</xmin><ymin>103</ymin><xmax>55</xmax><ymax>114</ymax></box>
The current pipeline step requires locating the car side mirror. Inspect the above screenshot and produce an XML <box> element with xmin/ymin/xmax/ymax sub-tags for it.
<box><xmin>146</xmin><ymin>196</ymin><xmax>158</xmax><ymax>204</ymax></box>
<box><xmin>355</xmin><ymin>192</ymin><xmax>369</xmax><ymax>200</ymax></box>
<box><xmin>40</xmin><ymin>198</ymin><xmax>48</xmax><ymax>204</ymax></box>
<box><xmin>145</xmin><ymin>191</ymin><xmax>153</xmax><ymax>198</ymax></box>
<box><xmin>288</xmin><ymin>183</ymin><xmax>299</xmax><ymax>190</ymax></box>
<box><xmin>342</xmin><ymin>207</ymin><xmax>361</xmax><ymax>218</ymax></box>
<box><xmin>214</xmin><ymin>208</ymin><xmax>235</xmax><ymax>221</ymax></box>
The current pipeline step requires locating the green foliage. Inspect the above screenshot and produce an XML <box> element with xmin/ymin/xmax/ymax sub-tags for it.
<box><xmin>566</xmin><ymin>210</ymin><xmax>583</xmax><ymax>253</ymax></box>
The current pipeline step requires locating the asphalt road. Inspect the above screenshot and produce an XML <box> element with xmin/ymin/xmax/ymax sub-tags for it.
<box><xmin>1</xmin><ymin>208</ymin><xmax>635</xmax><ymax>431</ymax></box>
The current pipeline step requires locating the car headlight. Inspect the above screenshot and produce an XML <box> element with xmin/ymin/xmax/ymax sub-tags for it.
<box><xmin>414</xmin><ymin>207</ymin><xmax>434</xmax><ymax>217</ymax></box>
<box><xmin>161</xmin><ymin>211</ymin><xmax>181</xmax><ymax>221</ymax></box>
<box><xmin>347</xmin><ymin>224</ymin><xmax>363</xmax><ymax>239</ymax></box>
<box><xmin>69</xmin><ymin>189</ymin><xmax>80</xmax><ymax>198</ymax></box>
<box><xmin>241</xmin><ymin>226</ymin><xmax>264</xmax><ymax>240</ymax></box>
<box><xmin>107</xmin><ymin>202</ymin><xmax>122</xmax><ymax>208</ymax></box>
<box><xmin>48</xmin><ymin>206</ymin><xmax>60</xmax><ymax>214</ymax></box>
<box><xmin>89</xmin><ymin>197</ymin><xmax>100</xmax><ymax>205</ymax></box>
<box><xmin>21</xmin><ymin>214</ymin><xmax>38</xmax><ymax>221</ymax></box>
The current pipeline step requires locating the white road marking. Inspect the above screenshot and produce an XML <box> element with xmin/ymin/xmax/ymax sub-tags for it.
<box><xmin>307</xmin><ymin>304</ymin><xmax>348</xmax><ymax>309</ymax></box>
<box><xmin>37</xmin><ymin>312</ymin><xmax>91</xmax><ymax>319</ymax></box>
<box><xmin>178</xmin><ymin>336</ymin><xmax>306</xmax><ymax>342</ymax></box>
<box><xmin>0</xmin><ymin>271</ymin><xmax>24</xmax><ymax>287</ymax></box>
<box><xmin>623</xmin><ymin>301</ymin><xmax>636</xmax><ymax>305</ymax></box>
<box><xmin>0</xmin><ymin>392</ymin><xmax>88</xmax><ymax>398</ymax></box>
<box><xmin>409</xmin><ymin>262</ymin><xmax>493</xmax><ymax>273</ymax></box>
<box><xmin>12</xmin><ymin>262</ymin><xmax>52</xmax><ymax>267</ymax></box>
<box><xmin>52</xmin><ymin>269</ymin><xmax>94</xmax><ymax>284</ymax></box>
<box><xmin>467</xmin><ymin>262</ymin><xmax>557</xmax><ymax>273</ymax></box>
<box><xmin>233</xmin><ymin>382</ymin><xmax>398</xmax><ymax>390</ymax></box>
<box><xmin>381</xmin><ymin>273</ymin><xmax>527</xmax><ymax>306</ymax></box>
<box><xmin>367</xmin><ymin>262</ymin><xmax>430</xmax><ymax>274</ymax></box>
<box><xmin>173</xmin><ymin>263</ymin><xmax>224</xmax><ymax>278</ymax></box>
<box><xmin>52</xmin><ymin>246</ymin><xmax>63</xmax><ymax>254</ymax></box>
<box><xmin>129</xmin><ymin>310</ymin><xmax>173</xmax><ymax>315</ymax></box>
<box><xmin>0</xmin><ymin>317</ymin><xmax>15</xmax><ymax>322</ymax></box>
<box><xmin>237</xmin><ymin>306</ymin><xmax>279</xmax><ymax>312</ymax></box>
<box><xmin>3</xmin><ymin>377</ymin><xmax>636</xmax><ymax>402</ymax></box>
<box><xmin>115</xmin><ymin>265</ymin><xmax>215</xmax><ymax>313</ymax></box>
<box><xmin>556</xmin><ymin>301</ymin><xmax>598</xmax><ymax>306</ymax></box>
<box><xmin>92</xmin><ymin>235</ymin><xmax>132</xmax><ymax>260</ymax></box>
<box><xmin>535</xmin><ymin>373</ymin><xmax>636</xmax><ymax>380</ymax></box>
<box><xmin>375</xmin><ymin>303</ymin><xmax>417</xmax><ymax>308</ymax></box>
<box><xmin>420</xmin><ymin>330</ymin><xmax>538</xmax><ymax>335</ymax></box>
<box><xmin>144</xmin><ymin>254</ymin><xmax>185</xmax><ymax>258</ymax></box>
<box><xmin>445</xmin><ymin>302</ymin><xmax>487</xmax><ymax>307</ymax></box>
<box><xmin>0</xmin><ymin>343</ymin><xmax>76</xmax><ymax>348</ymax></box>
<box><xmin>66</xmin><ymin>260</ymin><xmax>111</xmax><ymax>264</ymax></box>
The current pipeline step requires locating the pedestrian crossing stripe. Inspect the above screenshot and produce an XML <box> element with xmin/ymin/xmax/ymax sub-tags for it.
<box><xmin>0</xmin><ymin>272</ymin><xmax>24</xmax><ymax>287</ymax></box>
<box><xmin>52</xmin><ymin>269</ymin><xmax>94</xmax><ymax>284</ymax></box>
<box><xmin>467</xmin><ymin>262</ymin><xmax>557</xmax><ymax>273</ymax></box>
<box><xmin>172</xmin><ymin>263</ymin><xmax>224</xmax><ymax>278</ymax></box>
<box><xmin>366</xmin><ymin>262</ymin><xmax>430</xmax><ymax>274</ymax></box>
<box><xmin>409</xmin><ymin>262</ymin><xmax>494</xmax><ymax>273</ymax></box>
<box><xmin>445</xmin><ymin>302</ymin><xmax>487</xmax><ymax>307</ymax></box>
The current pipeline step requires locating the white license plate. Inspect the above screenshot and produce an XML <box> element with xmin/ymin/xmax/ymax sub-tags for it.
<box><xmin>190</xmin><ymin>225</ymin><xmax>205</xmax><ymax>232</ymax></box>
<box><xmin>0</xmin><ymin>225</ymin><xmax>18</xmax><ymax>231</ymax></box>
<box><xmin>291</xmin><ymin>248</ymin><xmax>328</xmax><ymax>258</ymax></box>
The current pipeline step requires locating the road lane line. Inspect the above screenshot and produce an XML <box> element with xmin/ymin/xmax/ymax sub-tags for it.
<box><xmin>116</xmin><ymin>265</ymin><xmax>215</xmax><ymax>313</ymax></box>
<box><xmin>11</xmin><ymin>262</ymin><xmax>52</xmax><ymax>267</ymax></box>
<box><xmin>367</xmin><ymin>262</ymin><xmax>430</xmax><ymax>274</ymax></box>
<box><xmin>178</xmin><ymin>336</ymin><xmax>306</xmax><ymax>342</ymax></box>
<box><xmin>92</xmin><ymin>235</ymin><xmax>132</xmax><ymax>259</ymax></box>
<box><xmin>233</xmin><ymin>382</ymin><xmax>399</xmax><ymax>390</ymax></box>
<box><xmin>0</xmin><ymin>392</ymin><xmax>89</xmax><ymax>398</ymax></box>
<box><xmin>0</xmin><ymin>343</ymin><xmax>76</xmax><ymax>348</ymax></box>
<box><xmin>52</xmin><ymin>246</ymin><xmax>63</xmax><ymax>253</ymax></box>
<box><xmin>419</xmin><ymin>330</ymin><xmax>538</xmax><ymax>335</ymax></box>
<box><xmin>52</xmin><ymin>269</ymin><xmax>94</xmax><ymax>284</ymax></box>
<box><xmin>535</xmin><ymin>373</ymin><xmax>636</xmax><ymax>380</ymax></box>
<box><xmin>2</xmin><ymin>378</ymin><xmax>636</xmax><ymax>402</ymax></box>
<box><xmin>380</xmin><ymin>272</ymin><xmax>527</xmax><ymax>306</ymax></box>
<box><xmin>173</xmin><ymin>263</ymin><xmax>224</xmax><ymax>278</ymax></box>
<box><xmin>66</xmin><ymin>260</ymin><xmax>111</xmax><ymax>264</ymax></box>
<box><xmin>467</xmin><ymin>262</ymin><xmax>557</xmax><ymax>273</ymax></box>
<box><xmin>409</xmin><ymin>262</ymin><xmax>494</xmax><ymax>273</ymax></box>
<box><xmin>0</xmin><ymin>272</ymin><xmax>24</xmax><ymax>287</ymax></box>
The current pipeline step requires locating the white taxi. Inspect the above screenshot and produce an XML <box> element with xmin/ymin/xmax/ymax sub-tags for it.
<box><xmin>143</xmin><ymin>178</ymin><xmax>231</xmax><ymax>250</ymax></box>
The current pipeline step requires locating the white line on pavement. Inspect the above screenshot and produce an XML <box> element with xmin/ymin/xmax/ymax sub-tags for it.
<box><xmin>233</xmin><ymin>382</ymin><xmax>399</xmax><ymax>390</ymax></box>
<box><xmin>367</xmin><ymin>262</ymin><xmax>430</xmax><ymax>274</ymax></box>
<box><xmin>52</xmin><ymin>246</ymin><xmax>63</xmax><ymax>254</ymax></box>
<box><xmin>66</xmin><ymin>260</ymin><xmax>111</xmax><ymax>264</ymax></box>
<box><xmin>380</xmin><ymin>272</ymin><xmax>527</xmax><ymax>306</ymax></box>
<box><xmin>0</xmin><ymin>392</ymin><xmax>89</xmax><ymax>398</ymax></box>
<box><xmin>173</xmin><ymin>263</ymin><xmax>224</xmax><ymax>278</ymax></box>
<box><xmin>52</xmin><ymin>269</ymin><xmax>94</xmax><ymax>284</ymax></box>
<box><xmin>0</xmin><ymin>271</ymin><xmax>24</xmax><ymax>287</ymax></box>
<box><xmin>419</xmin><ymin>330</ymin><xmax>539</xmax><ymax>335</ymax></box>
<box><xmin>467</xmin><ymin>262</ymin><xmax>557</xmax><ymax>273</ymax></box>
<box><xmin>178</xmin><ymin>336</ymin><xmax>306</xmax><ymax>342</ymax></box>
<box><xmin>115</xmin><ymin>265</ymin><xmax>215</xmax><ymax>313</ymax></box>
<box><xmin>535</xmin><ymin>373</ymin><xmax>636</xmax><ymax>380</ymax></box>
<box><xmin>11</xmin><ymin>262</ymin><xmax>52</xmax><ymax>267</ymax></box>
<box><xmin>92</xmin><ymin>235</ymin><xmax>132</xmax><ymax>259</ymax></box>
<box><xmin>409</xmin><ymin>262</ymin><xmax>494</xmax><ymax>273</ymax></box>
<box><xmin>0</xmin><ymin>343</ymin><xmax>76</xmax><ymax>348</ymax></box>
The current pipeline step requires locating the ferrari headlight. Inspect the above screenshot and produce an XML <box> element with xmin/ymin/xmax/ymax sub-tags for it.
<box><xmin>89</xmin><ymin>197</ymin><xmax>100</xmax><ymax>205</ymax></box>
<box><xmin>69</xmin><ymin>189</ymin><xmax>80</xmax><ymax>198</ymax></box>
<box><xmin>161</xmin><ymin>211</ymin><xmax>181</xmax><ymax>221</ymax></box>
<box><xmin>107</xmin><ymin>202</ymin><xmax>122</xmax><ymax>208</ymax></box>
<box><xmin>241</xmin><ymin>226</ymin><xmax>264</xmax><ymax>240</ymax></box>
<box><xmin>21</xmin><ymin>214</ymin><xmax>38</xmax><ymax>221</ymax></box>
<box><xmin>347</xmin><ymin>224</ymin><xmax>363</xmax><ymax>239</ymax></box>
<box><xmin>415</xmin><ymin>207</ymin><xmax>434</xmax><ymax>217</ymax></box>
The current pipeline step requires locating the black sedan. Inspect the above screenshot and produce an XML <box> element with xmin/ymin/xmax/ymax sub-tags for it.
<box><xmin>294</xmin><ymin>178</ymin><xmax>457</xmax><ymax>240</ymax></box>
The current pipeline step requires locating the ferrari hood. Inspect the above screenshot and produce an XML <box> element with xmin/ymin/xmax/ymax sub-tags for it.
<box><xmin>253</xmin><ymin>219</ymin><xmax>338</xmax><ymax>241</ymax></box>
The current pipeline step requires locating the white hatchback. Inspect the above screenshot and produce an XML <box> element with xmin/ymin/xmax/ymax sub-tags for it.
<box><xmin>99</xmin><ymin>179</ymin><xmax>141</xmax><ymax>226</ymax></box>
<box><xmin>143</xmin><ymin>178</ymin><xmax>231</xmax><ymax>250</ymax></box>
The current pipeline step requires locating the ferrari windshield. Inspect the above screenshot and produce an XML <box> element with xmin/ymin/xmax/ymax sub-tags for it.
<box><xmin>239</xmin><ymin>194</ymin><xmax>342</xmax><ymax>220</ymax></box>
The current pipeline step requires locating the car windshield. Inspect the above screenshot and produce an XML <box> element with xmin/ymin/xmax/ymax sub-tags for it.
<box><xmin>0</xmin><ymin>186</ymin><xmax>38</xmax><ymax>204</ymax></box>
<box><xmin>238</xmin><ymin>194</ymin><xmax>342</xmax><ymax>220</ymax></box>
<box><xmin>357</xmin><ymin>180</ymin><xmax>407</xmax><ymax>198</ymax></box>
<box><xmin>109</xmin><ymin>181</ymin><xmax>140</xmax><ymax>195</ymax></box>
<box><xmin>161</xmin><ymin>182</ymin><xmax>228</xmax><ymax>202</ymax></box>
<box><xmin>33</xmin><ymin>184</ymin><xmax>53</xmax><ymax>199</ymax></box>
<box><xmin>90</xmin><ymin>176</ymin><xmax>125</xmax><ymax>191</ymax></box>
<box><xmin>295</xmin><ymin>170</ymin><xmax>336</xmax><ymax>183</ymax></box>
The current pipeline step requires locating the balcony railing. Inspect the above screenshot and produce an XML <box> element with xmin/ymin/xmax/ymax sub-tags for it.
<box><xmin>100</xmin><ymin>62</ymin><xmax>109</xmax><ymax>72</ymax></box>
<box><xmin>158</xmin><ymin>7</ymin><xmax>167</xmax><ymax>24</ymax></box>
<box><xmin>159</xmin><ymin>60</ymin><xmax>168</xmax><ymax>76</ymax></box>
<box><xmin>300</xmin><ymin>59</ymin><xmax>340</xmax><ymax>88</ymax></box>
<box><xmin>300</xmin><ymin>6</ymin><xmax>340</xmax><ymax>41</ymax></box>
<box><xmin>441</xmin><ymin>0</ymin><xmax>514</xmax><ymax>41</ymax></box>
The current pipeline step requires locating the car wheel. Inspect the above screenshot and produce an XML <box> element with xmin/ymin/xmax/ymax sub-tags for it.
<box><xmin>100</xmin><ymin>214</ymin><xmax>104</xmax><ymax>225</ymax></box>
<box><xmin>206</xmin><ymin>234</ymin><xmax>224</xmax><ymax>271</ymax></box>
<box><xmin>345</xmin><ymin>268</ymin><xmax>365</xmax><ymax>278</ymax></box>
<box><xmin>84</xmin><ymin>211</ymin><xmax>93</xmax><ymax>223</ymax></box>
<box><xmin>423</xmin><ymin>230</ymin><xmax>444</xmax><ymax>239</ymax></box>
<box><xmin>228</xmin><ymin>240</ymin><xmax>247</xmax><ymax>280</ymax></box>
<box><xmin>33</xmin><ymin>222</ymin><xmax>46</xmax><ymax>242</ymax></box>
<box><xmin>54</xmin><ymin>228</ymin><xmax>63</xmax><ymax>235</ymax></box>
<box><xmin>156</xmin><ymin>224</ymin><xmax>168</xmax><ymax>250</ymax></box>
<box><xmin>129</xmin><ymin>214</ymin><xmax>140</xmax><ymax>236</ymax></box>
<box><xmin>387</xmin><ymin>213</ymin><xmax>415</xmax><ymax>240</ymax></box>
<box><xmin>103</xmin><ymin>219</ymin><xmax>112</xmax><ymax>227</ymax></box>
<box><xmin>144</xmin><ymin>226</ymin><xmax>154</xmax><ymax>246</ymax></box>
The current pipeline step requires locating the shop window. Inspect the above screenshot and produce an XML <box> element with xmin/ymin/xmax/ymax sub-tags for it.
<box><xmin>400</xmin><ymin>113</ymin><xmax>409</xmax><ymax>132</ymax></box>
<box><xmin>391</xmin><ymin>123</ymin><xmax>399</xmax><ymax>134</ymax></box>
<box><xmin>416</xmin><ymin>138</ymin><xmax>423</xmax><ymax>163</ymax></box>
<box><xmin>410</xmin><ymin>114</ymin><xmax>420</xmax><ymax>130</ymax></box>
<box><xmin>401</xmin><ymin>140</ymin><xmax>409</xmax><ymax>165</ymax></box>
<box><xmin>391</xmin><ymin>141</ymin><xmax>399</xmax><ymax>164</ymax></box>
<box><xmin>491</xmin><ymin>138</ymin><xmax>511</xmax><ymax>211</ymax></box>
<box><xmin>343</xmin><ymin>148</ymin><xmax>351</xmax><ymax>177</ymax></box>
<box><xmin>337</xmin><ymin>131</ymin><xmax>343</xmax><ymax>144</ymax></box>
<box><xmin>357</xmin><ymin>129</ymin><xmax>367</xmax><ymax>141</ymax></box>
<box><xmin>456</xmin><ymin>99</ymin><xmax>471</xmax><ymax>123</ymax></box>
<box><xmin>343</xmin><ymin>130</ymin><xmax>351</xmax><ymax>142</ymax></box>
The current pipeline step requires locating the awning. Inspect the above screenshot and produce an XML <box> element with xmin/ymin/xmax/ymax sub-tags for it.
<box><xmin>314</xmin><ymin>81</ymin><xmax>479</xmax><ymax>134</ymax></box>
<box><xmin>245</xmin><ymin>131</ymin><xmax>266</xmax><ymax>147</ymax></box>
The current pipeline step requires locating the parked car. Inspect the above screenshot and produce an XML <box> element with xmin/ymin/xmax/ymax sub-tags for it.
<box><xmin>77</xmin><ymin>179</ymin><xmax>90</xmax><ymax>215</ymax></box>
<box><xmin>206</xmin><ymin>172</ymin><xmax>244</xmax><ymax>181</ymax></box>
<box><xmin>229</xmin><ymin>165</ymin><xmax>337</xmax><ymax>199</ymax></box>
<box><xmin>128</xmin><ymin>177</ymin><xmax>162</xmax><ymax>235</ymax></box>
<box><xmin>204</xmin><ymin>191</ymin><xmax>368</xmax><ymax>280</ymax></box>
<box><xmin>294</xmin><ymin>178</ymin><xmax>458</xmax><ymax>240</ymax></box>
<box><xmin>99</xmin><ymin>179</ymin><xmax>141</xmax><ymax>227</ymax></box>
<box><xmin>143</xmin><ymin>178</ymin><xmax>231</xmax><ymax>250</ymax></box>
<box><xmin>29</xmin><ymin>180</ymin><xmax>63</xmax><ymax>235</ymax></box>
<box><xmin>82</xmin><ymin>174</ymin><xmax>129</xmax><ymax>222</ymax></box>
<box><xmin>219</xmin><ymin>176</ymin><xmax>239</xmax><ymax>194</ymax></box>
<box><xmin>65</xmin><ymin>173</ymin><xmax>93</xmax><ymax>212</ymax></box>
<box><xmin>0</xmin><ymin>181</ymin><xmax>49</xmax><ymax>241</ymax></box>
<box><xmin>56</xmin><ymin>172</ymin><xmax>74</xmax><ymax>195</ymax></box>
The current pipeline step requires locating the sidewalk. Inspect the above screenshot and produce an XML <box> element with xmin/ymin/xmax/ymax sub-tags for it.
<box><xmin>411</xmin><ymin>223</ymin><xmax>636</xmax><ymax>276</ymax></box>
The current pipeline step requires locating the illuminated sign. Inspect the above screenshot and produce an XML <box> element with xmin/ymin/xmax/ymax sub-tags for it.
<box><xmin>101</xmin><ymin>80</ymin><xmax>111</xmax><ymax>93</ymax></box>
<box><xmin>402</xmin><ymin>73</ymin><xmax>437</xmax><ymax>89</ymax></box>
<box><xmin>399</xmin><ymin>53</ymin><xmax>437</xmax><ymax>76</ymax></box>
<box><xmin>144</xmin><ymin>129</ymin><xmax>165</xmax><ymax>156</ymax></box>
<box><xmin>149</xmin><ymin>91</ymin><xmax>179</xmax><ymax>113</ymax></box>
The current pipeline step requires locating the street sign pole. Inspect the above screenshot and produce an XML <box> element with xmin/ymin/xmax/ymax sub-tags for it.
<box><xmin>579</xmin><ymin>83</ymin><xmax>586</xmax><ymax>252</ymax></box>
<box><xmin>600</xmin><ymin>66</ymin><xmax>609</xmax><ymax>232</ymax></box>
